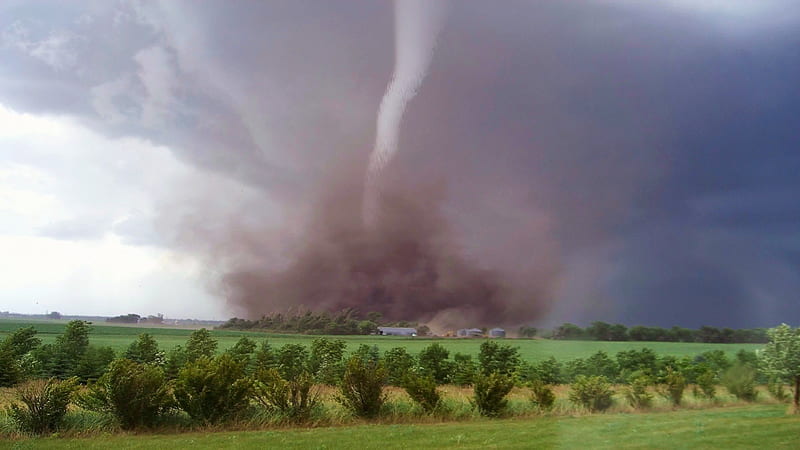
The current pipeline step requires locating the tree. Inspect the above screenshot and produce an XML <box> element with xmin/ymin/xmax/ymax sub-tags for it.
<box><xmin>79</xmin><ymin>359</ymin><xmax>173</xmax><ymax>429</ymax></box>
<box><xmin>518</xmin><ymin>326</ymin><xmax>538</xmax><ymax>338</ymax></box>
<box><xmin>174</xmin><ymin>354</ymin><xmax>252</xmax><ymax>424</ymax></box>
<box><xmin>418</xmin><ymin>343</ymin><xmax>452</xmax><ymax>384</ymax></box>
<box><xmin>185</xmin><ymin>328</ymin><xmax>217</xmax><ymax>362</ymax></box>
<box><xmin>760</xmin><ymin>324</ymin><xmax>800</xmax><ymax>412</ymax></box>
<box><xmin>124</xmin><ymin>333</ymin><xmax>164</xmax><ymax>365</ymax></box>
<box><xmin>552</xmin><ymin>323</ymin><xmax>585</xmax><ymax>340</ymax></box>
<box><xmin>3</xmin><ymin>327</ymin><xmax>41</xmax><ymax>357</ymax></box>
<box><xmin>478</xmin><ymin>341</ymin><xmax>520</xmax><ymax>377</ymax></box>
<box><xmin>309</xmin><ymin>338</ymin><xmax>346</xmax><ymax>385</ymax></box>
<box><xmin>587</xmin><ymin>321</ymin><xmax>613</xmax><ymax>341</ymax></box>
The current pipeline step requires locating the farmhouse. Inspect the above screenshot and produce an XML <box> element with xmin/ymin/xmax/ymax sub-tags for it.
<box><xmin>377</xmin><ymin>326</ymin><xmax>417</xmax><ymax>336</ymax></box>
<box><xmin>489</xmin><ymin>328</ymin><xmax>506</xmax><ymax>338</ymax></box>
<box><xmin>457</xmin><ymin>328</ymin><xmax>484</xmax><ymax>337</ymax></box>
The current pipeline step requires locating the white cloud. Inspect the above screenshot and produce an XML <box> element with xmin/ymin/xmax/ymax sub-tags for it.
<box><xmin>0</xmin><ymin>103</ymin><xmax>247</xmax><ymax>318</ymax></box>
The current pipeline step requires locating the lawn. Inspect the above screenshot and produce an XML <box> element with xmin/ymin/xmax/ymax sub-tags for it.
<box><xmin>2</xmin><ymin>405</ymin><xmax>797</xmax><ymax>449</ymax></box>
<box><xmin>0</xmin><ymin>319</ymin><xmax>765</xmax><ymax>362</ymax></box>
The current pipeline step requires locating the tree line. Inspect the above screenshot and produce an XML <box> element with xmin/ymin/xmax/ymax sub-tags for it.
<box><xmin>219</xmin><ymin>308</ymin><xmax>430</xmax><ymax>336</ymax></box>
<box><xmin>522</xmin><ymin>322</ymin><xmax>770</xmax><ymax>343</ymax></box>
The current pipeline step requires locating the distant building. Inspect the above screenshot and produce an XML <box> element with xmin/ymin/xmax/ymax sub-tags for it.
<box><xmin>489</xmin><ymin>328</ymin><xmax>506</xmax><ymax>338</ymax></box>
<box><xmin>457</xmin><ymin>328</ymin><xmax>484</xmax><ymax>338</ymax></box>
<box><xmin>378</xmin><ymin>326</ymin><xmax>417</xmax><ymax>336</ymax></box>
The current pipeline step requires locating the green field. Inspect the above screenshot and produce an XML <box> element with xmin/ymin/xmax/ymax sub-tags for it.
<box><xmin>0</xmin><ymin>319</ymin><xmax>764</xmax><ymax>362</ymax></box>
<box><xmin>2</xmin><ymin>405</ymin><xmax>797</xmax><ymax>449</ymax></box>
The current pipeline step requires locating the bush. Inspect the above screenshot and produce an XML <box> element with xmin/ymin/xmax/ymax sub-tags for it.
<box><xmin>478</xmin><ymin>341</ymin><xmax>520</xmax><ymax>376</ymax></box>
<box><xmin>402</xmin><ymin>373</ymin><xmax>441</xmax><ymax>413</ymax></box>
<box><xmin>185</xmin><ymin>328</ymin><xmax>218</xmax><ymax>362</ymax></box>
<box><xmin>124</xmin><ymin>333</ymin><xmax>165</xmax><ymax>365</ymax></box>
<box><xmin>657</xmin><ymin>367</ymin><xmax>686</xmax><ymax>406</ymax></box>
<box><xmin>225</xmin><ymin>337</ymin><xmax>257</xmax><ymax>367</ymax></box>
<box><xmin>569</xmin><ymin>375</ymin><xmax>614</xmax><ymax>412</ymax></box>
<box><xmin>337</xmin><ymin>355</ymin><xmax>387</xmax><ymax>418</ymax></box>
<box><xmin>452</xmin><ymin>353</ymin><xmax>477</xmax><ymax>386</ymax></box>
<box><xmin>529</xmin><ymin>379</ymin><xmax>556</xmax><ymax>411</ymax></box>
<box><xmin>253</xmin><ymin>341</ymin><xmax>278</xmax><ymax>372</ymax></box>
<box><xmin>384</xmin><ymin>347</ymin><xmax>416</xmax><ymax>386</ymax></box>
<box><xmin>308</xmin><ymin>338</ymin><xmax>346</xmax><ymax>385</ymax></box>
<box><xmin>253</xmin><ymin>368</ymin><xmax>319</xmax><ymax>422</ymax></box>
<box><xmin>721</xmin><ymin>363</ymin><xmax>758</xmax><ymax>402</ymax></box>
<box><xmin>472</xmin><ymin>372</ymin><xmax>515</xmax><ymax>417</ymax></box>
<box><xmin>0</xmin><ymin>347</ymin><xmax>23</xmax><ymax>387</ymax></box>
<box><xmin>530</xmin><ymin>356</ymin><xmax>563</xmax><ymax>385</ymax></box>
<box><xmin>174</xmin><ymin>354</ymin><xmax>252</xmax><ymax>424</ymax></box>
<box><xmin>276</xmin><ymin>344</ymin><xmax>310</xmax><ymax>380</ymax></box>
<box><xmin>696</xmin><ymin>368</ymin><xmax>717</xmax><ymax>400</ymax></box>
<box><xmin>7</xmin><ymin>378</ymin><xmax>78</xmax><ymax>435</ymax></box>
<box><xmin>418</xmin><ymin>343</ymin><xmax>453</xmax><ymax>384</ymax></box>
<box><xmin>78</xmin><ymin>359</ymin><xmax>173</xmax><ymax>429</ymax></box>
<box><xmin>164</xmin><ymin>345</ymin><xmax>188</xmax><ymax>380</ymax></box>
<box><xmin>74</xmin><ymin>346</ymin><xmax>115</xmax><ymax>383</ymax></box>
<box><xmin>624</xmin><ymin>376</ymin><xmax>653</xmax><ymax>409</ymax></box>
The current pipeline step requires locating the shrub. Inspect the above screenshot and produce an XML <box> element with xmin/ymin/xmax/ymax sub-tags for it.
<box><xmin>124</xmin><ymin>333</ymin><xmax>165</xmax><ymax>365</ymax></box>
<box><xmin>472</xmin><ymin>372</ymin><xmax>515</xmax><ymax>417</ymax></box>
<box><xmin>529</xmin><ymin>379</ymin><xmax>556</xmax><ymax>411</ymax></box>
<box><xmin>253</xmin><ymin>368</ymin><xmax>319</xmax><ymax>422</ymax></box>
<box><xmin>3</xmin><ymin>327</ymin><xmax>41</xmax><ymax>357</ymax></box>
<box><xmin>33</xmin><ymin>321</ymin><xmax>91</xmax><ymax>379</ymax></box>
<box><xmin>174</xmin><ymin>354</ymin><xmax>252</xmax><ymax>424</ymax></box>
<box><xmin>185</xmin><ymin>328</ymin><xmax>218</xmax><ymax>362</ymax></box>
<box><xmin>402</xmin><ymin>373</ymin><xmax>441</xmax><ymax>413</ymax></box>
<box><xmin>337</xmin><ymin>355</ymin><xmax>387</xmax><ymax>418</ymax></box>
<box><xmin>74</xmin><ymin>346</ymin><xmax>116</xmax><ymax>383</ymax></box>
<box><xmin>721</xmin><ymin>363</ymin><xmax>758</xmax><ymax>402</ymax></box>
<box><xmin>79</xmin><ymin>359</ymin><xmax>173</xmax><ymax>429</ymax></box>
<box><xmin>276</xmin><ymin>344</ymin><xmax>310</xmax><ymax>380</ymax></box>
<box><xmin>384</xmin><ymin>347</ymin><xmax>416</xmax><ymax>386</ymax></box>
<box><xmin>478</xmin><ymin>341</ymin><xmax>520</xmax><ymax>377</ymax></box>
<box><xmin>696</xmin><ymin>368</ymin><xmax>717</xmax><ymax>400</ymax></box>
<box><xmin>351</xmin><ymin>344</ymin><xmax>380</xmax><ymax>364</ymax></box>
<box><xmin>530</xmin><ymin>356</ymin><xmax>563</xmax><ymax>385</ymax></box>
<box><xmin>569</xmin><ymin>375</ymin><xmax>614</xmax><ymax>412</ymax></box>
<box><xmin>253</xmin><ymin>341</ymin><xmax>277</xmax><ymax>372</ymax></box>
<box><xmin>164</xmin><ymin>345</ymin><xmax>188</xmax><ymax>380</ymax></box>
<box><xmin>308</xmin><ymin>338</ymin><xmax>346</xmax><ymax>385</ymax></box>
<box><xmin>616</xmin><ymin>348</ymin><xmax>657</xmax><ymax>379</ymax></box>
<box><xmin>0</xmin><ymin>347</ymin><xmax>23</xmax><ymax>387</ymax></box>
<box><xmin>418</xmin><ymin>343</ymin><xmax>452</xmax><ymax>384</ymax></box>
<box><xmin>657</xmin><ymin>367</ymin><xmax>686</xmax><ymax>406</ymax></box>
<box><xmin>7</xmin><ymin>378</ymin><xmax>78</xmax><ymax>435</ymax></box>
<box><xmin>225</xmin><ymin>337</ymin><xmax>257</xmax><ymax>367</ymax></box>
<box><xmin>624</xmin><ymin>375</ymin><xmax>653</xmax><ymax>409</ymax></box>
<box><xmin>452</xmin><ymin>353</ymin><xmax>477</xmax><ymax>386</ymax></box>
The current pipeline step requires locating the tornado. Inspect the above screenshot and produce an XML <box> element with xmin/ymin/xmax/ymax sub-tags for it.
<box><xmin>363</xmin><ymin>0</ymin><xmax>449</xmax><ymax>226</ymax></box>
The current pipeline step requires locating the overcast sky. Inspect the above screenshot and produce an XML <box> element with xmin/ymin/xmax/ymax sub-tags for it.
<box><xmin>1</xmin><ymin>1</ymin><xmax>798</xmax><ymax>327</ymax></box>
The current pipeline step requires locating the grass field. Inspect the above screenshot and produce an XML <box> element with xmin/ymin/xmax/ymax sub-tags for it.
<box><xmin>0</xmin><ymin>319</ymin><xmax>765</xmax><ymax>362</ymax></box>
<box><xmin>2</xmin><ymin>404</ymin><xmax>797</xmax><ymax>449</ymax></box>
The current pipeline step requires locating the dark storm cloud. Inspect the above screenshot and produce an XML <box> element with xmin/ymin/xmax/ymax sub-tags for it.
<box><xmin>2</xmin><ymin>0</ymin><xmax>799</xmax><ymax>327</ymax></box>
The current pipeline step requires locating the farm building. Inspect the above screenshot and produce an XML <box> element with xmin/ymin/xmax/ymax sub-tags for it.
<box><xmin>377</xmin><ymin>326</ymin><xmax>417</xmax><ymax>336</ymax></box>
<box><xmin>489</xmin><ymin>328</ymin><xmax>506</xmax><ymax>338</ymax></box>
<box><xmin>457</xmin><ymin>328</ymin><xmax>484</xmax><ymax>337</ymax></box>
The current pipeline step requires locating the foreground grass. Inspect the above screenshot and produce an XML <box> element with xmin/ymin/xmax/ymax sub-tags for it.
<box><xmin>0</xmin><ymin>319</ymin><xmax>763</xmax><ymax>362</ymax></box>
<box><xmin>2</xmin><ymin>405</ymin><xmax>797</xmax><ymax>449</ymax></box>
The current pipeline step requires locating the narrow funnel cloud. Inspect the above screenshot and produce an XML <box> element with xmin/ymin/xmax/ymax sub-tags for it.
<box><xmin>363</xmin><ymin>0</ymin><xmax>449</xmax><ymax>226</ymax></box>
